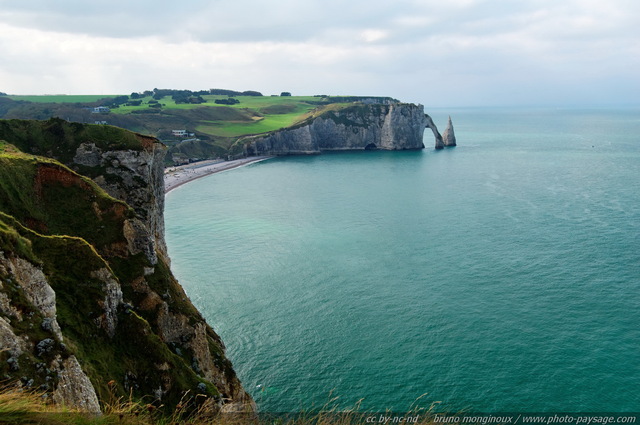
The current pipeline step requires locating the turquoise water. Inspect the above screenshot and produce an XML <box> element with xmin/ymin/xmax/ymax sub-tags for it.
<box><xmin>165</xmin><ymin>108</ymin><xmax>640</xmax><ymax>413</ymax></box>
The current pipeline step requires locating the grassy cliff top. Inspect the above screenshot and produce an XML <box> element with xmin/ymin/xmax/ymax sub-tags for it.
<box><xmin>0</xmin><ymin>92</ymin><xmax>400</xmax><ymax>163</ymax></box>
<box><xmin>0</xmin><ymin>125</ymin><xmax>237</xmax><ymax>414</ymax></box>
<box><xmin>0</xmin><ymin>144</ymin><xmax>133</xmax><ymax>248</ymax></box>
<box><xmin>2</xmin><ymin>93</ymin><xmax>397</xmax><ymax>137</ymax></box>
<box><xmin>0</xmin><ymin>118</ymin><xmax>154</xmax><ymax>163</ymax></box>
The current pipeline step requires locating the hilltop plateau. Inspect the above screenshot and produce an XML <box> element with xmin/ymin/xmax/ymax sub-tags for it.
<box><xmin>0</xmin><ymin>89</ymin><xmax>454</xmax><ymax>165</ymax></box>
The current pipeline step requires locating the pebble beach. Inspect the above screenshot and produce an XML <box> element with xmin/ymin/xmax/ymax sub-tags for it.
<box><xmin>164</xmin><ymin>156</ymin><xmax>273</xmax><ymax>193</ymax></box>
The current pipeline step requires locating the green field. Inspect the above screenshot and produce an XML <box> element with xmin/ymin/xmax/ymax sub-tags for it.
<box><xmin>110</xmin><ymin>95</ymin><xmax>327</xmax><ymax>137</ymax></box>
<box><xmin>8</xmin><ymin>94</ymin><xmax>119</xmax><ymax>103</ymax></box>
<box><xmin>1</xmin><ymin>92</ymin><xmax>385</xmax><ymax>162</ymax></box>
<box><xmin>194</xmin><ymin>97</ymin><xmax>321</xmax><ymax>137</ymax></box>
<box><xmin>5</xmin><ymin>93</ymin><xmax>329</xmax><ymax>138</ymax></box>
<box><xmin>111</xmin><ymin>94</ymin><xmax>320</xmax><ymax>112</ymax></box>
<box><xmin>4</xmin><ymin>94</ymin><xmax>353</xmax><ymax>138</ymax></box>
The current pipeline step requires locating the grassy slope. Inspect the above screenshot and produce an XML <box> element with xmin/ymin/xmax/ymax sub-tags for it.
<box><xmin>4</xmin><ymin>94</ymin><xmax>347</xmax><ymax>138</ymax></box>
<box><xmin>112</xmin><ymin>95</ymin><xmax>323</xmax><ymax>137</ymax></box>
<box><xmin>0</xmin><ymin>132</ymin><xmax>225</xmax><ymax>413</ymax></box>
<box><xmin>1</xmin><ymin>94</ymin><xmax>391</xmax><ymax>162</ymax></box>
<box><xmin>0</xmin><ymin>118</ymin><xmax>146</xmax><ymax>164</ymax></box>
<box><xmin>8</xmin><ymin>95</ymin><xmax>119</xmax><ymax>103</ymax></box>
<box><xmin>109</xmin><ymin>95</ymin><xmax>348</xmax><ymax>161</ymax></box>
<box><xmin>0</xmin><ymin>210</ymin><xmax>215</xmax><ymax>414</ymax></box>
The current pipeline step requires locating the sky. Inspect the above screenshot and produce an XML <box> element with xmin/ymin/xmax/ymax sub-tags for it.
<box><xmin>0</xmin><ymin>0</ymin><xmax>638</xmax><ymax>106</ymax></box>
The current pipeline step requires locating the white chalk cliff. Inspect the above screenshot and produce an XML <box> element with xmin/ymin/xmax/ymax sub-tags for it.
<box><xmin>242</xmin><ymin>102</ymin><xmax>450</xmax><ymax>155</ymax></box>
<box><xmin>443</xmin><ymin>116</ymin><xmax>457</xmax><ymax>147</ymax></box>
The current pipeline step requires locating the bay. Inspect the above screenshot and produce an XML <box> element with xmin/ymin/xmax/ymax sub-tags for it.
<box><xmin>165</xmin><ymin>107</ymin><xmax>640</xmax><ymax>413</ymax></box>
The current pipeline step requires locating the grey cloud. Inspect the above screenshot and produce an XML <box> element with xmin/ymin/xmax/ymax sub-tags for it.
<box><xmin>2</xmin><ymin>0</ymin><xmax>638</xmax><ymax>46</ymax></box>
<box><xmin>0</xmin><ymin>0</ymin><xmax>468</xmax><ymax>42</ymax></box>
<box><xmin>0</xmin><ymin>0</ymin><xmax>201</xmax><ymax>39</ymax></box>
<box><xmin>0</xmin><ymin>0</ymin><xmax>638</xmax><ymax>105</ymax></box>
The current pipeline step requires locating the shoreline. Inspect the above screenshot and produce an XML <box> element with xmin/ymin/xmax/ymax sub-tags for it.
<box><xmin>164</xmin><ymin>156</ymin><xmax>273</xmax><ymax>194</ymax></box>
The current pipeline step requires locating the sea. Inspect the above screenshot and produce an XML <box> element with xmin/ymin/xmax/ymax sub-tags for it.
<box><xmin>165</xmin><ymin>107</ymin><xmax>640</xmax><ymax>414</ymax></box>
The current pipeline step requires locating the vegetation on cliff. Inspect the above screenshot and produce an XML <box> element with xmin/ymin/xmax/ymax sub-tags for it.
<box><xmin>0</xmin><ymin>91</ymin><xmax>399</xmax><ymax>163</ymax></box>
<box><xmin>0</xmin><ymin>120</ymin><xmax>250</xmax><ymax>416</ymax></box>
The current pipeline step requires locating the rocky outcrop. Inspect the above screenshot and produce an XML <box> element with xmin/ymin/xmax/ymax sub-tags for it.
<box><xmin>0</xmin><ymin>316</ymin><xmax>28</xmax><ymax>358</ymax></box>
<box><xmin>52</xmin><ymin>355</ymin><xmax>101</xmax><ymax>413</ymax></box>
<box><xmin>3</xmin><ymin>255</ymin><xmax>62</xmax><ymax>341</ymax></box>
<box><xmin>443</xmin><ymin>116</ymin><xmax>457</xmax><ymax>147</ymax></box>
<box><xmin>0</xmin><ymin>120</ymin><xmax>252</xmax><ymax>416</ymax></box>
<box><xmin>91</xmin><ymin>268</ymin><xmax>123</xmax><ymax>338</ymax></box>
<box><xmin>74</xmin><ymin>139</ymin><xmax>168</xmax><ymax>265</ymax></box>
<box><xmin>425</xmin><ymin>114</ymin><xmax>444</xmax><ymax>149</ymax></box>
<box><xmin>0</xmin><ymin>250</ymin><xmax>99</xmax><ymax>410</ymax></box>
<box><xmin>243</xmin><ymin>102</ymin><xmax>446</xmax><ymax>155</ymax></box>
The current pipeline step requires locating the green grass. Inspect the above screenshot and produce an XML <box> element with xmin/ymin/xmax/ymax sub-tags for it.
<box><xmin>3</xmin><ymin>93</ymin><xmax>364</xmax><ymax>143</ymax></box>
<box><xmin>111</xmin><ymin>97</ymin><xmax>192</xmax><ymax>113</ymax></box>
<box><xmin>0</xmin><ymin>124</ymin><xmax>258</xmax><ymax>417</ymax></box>
<box><xmin>0</xmin><ymin>118</ymin><xmax>147</xmax><ymax>165</ymax></box>
<box><xmin>0</xmin><ymin>150</ymin><xmax>224</xmax><ymax>413</ymax></box>
<box><xmin>0</xmin><ymin>382</ymin><xmax>441</xmax><ymax>425</ymax></box>
<box><xmin>110</xmin><ymin>95</ymin><xmax>320</xmax><ymax>113</ymax></box>
<box><xmin>1</xmin><ymin>94</ymin><xmax>374</xmax><ymax>160</ymax></box>
<box><xmin>0</xmin><ymin>212</ymin><xmax>38</xmax><ymax>266</ymax></box>
<box><xmin>194</xmin><ymin>97</ymin><xmax>322</xmax><ymax>137</ymax></box>
<box><xmin>0</xmin><ymin>148</ymin><xmax>133</xmax><ymax>249</ymax></box>
<box><xmin>107</xmin><ymin>95</ymin><xmax>325</xmax><ymax>139</ymax></box>
<box><xmin>196</xmin><ymin>111</ymin><xmax>311</xmax><ymax>137</ymax></box>
<box><xmin>205</xmin><ymin>95</ymin><xmax>320</xmax><ymax>109</ymax></box>
<box><xmin>8</xmin><ymin>94</ymin><xmax>120</xmax><ymax>103</ymax></box>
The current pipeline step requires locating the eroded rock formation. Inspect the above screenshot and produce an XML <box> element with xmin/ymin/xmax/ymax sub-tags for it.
<box><xmin>242</xmin><ymin>102</ymin><xmax>447</xmax><ymax>154</ymax></box>
<box><xmin>443</xmin><ymin>116</ymin><xmax>457</xmax><ymax>147</ymax></box>
<box><xmin>73</xmin><ymin>138</ymin><xmax>167</xmax><ymax>264</ymax></box>
<box><xmin>425</xmin><ymin>114</ymin><xmax>444</xmax><ymax>149</ymax></box>
<box><xmin>0</xmin><ymin>119</ymin><xmax>252</xmax><ymax>415</ymax></box>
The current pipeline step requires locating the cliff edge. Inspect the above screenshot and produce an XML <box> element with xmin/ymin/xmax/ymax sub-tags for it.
<box><xmin>240</xmin><ymin>102</ymin><xmax>446</xmax><ymax>156</ymax></box>
<box><xmin>0</xmin><ymin>119</ymin><xmax>252</xmax><ymax>414</ymax></box>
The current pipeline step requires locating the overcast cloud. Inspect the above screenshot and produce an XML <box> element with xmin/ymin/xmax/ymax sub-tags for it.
<box><xmin>0</xmin><ymin>0</ymin><xmax>638</xmax><ymax>106</ymax></box>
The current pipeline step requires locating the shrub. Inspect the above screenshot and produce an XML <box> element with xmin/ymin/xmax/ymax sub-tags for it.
<box><xmin>214</xmin><ymin>98</ymin><xmax>240</xmax><ymax>105</ymax></box>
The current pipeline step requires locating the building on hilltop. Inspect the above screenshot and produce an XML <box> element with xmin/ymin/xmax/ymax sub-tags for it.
<box><xmin>171</xmin><ymin>130</ymin><xmax>195</xmax><ymax>137</ymax></box>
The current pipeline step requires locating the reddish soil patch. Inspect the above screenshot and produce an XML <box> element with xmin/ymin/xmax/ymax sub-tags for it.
<box><xmin>34</xmin><ymin>164</ymin><xmax>92</xmax><ymax>196</ymax></box>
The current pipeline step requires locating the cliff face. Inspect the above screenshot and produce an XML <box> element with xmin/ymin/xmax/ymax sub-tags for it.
<box><xmin>0</xmin><ymin>119</ymin><xmax>252</xmax><ymax>414</ymax></box>
<box><xmin>73</xmin><ymin>137</ymin><xmax>167</xmax><ymax>265</ymax></box>
<box><xmin>243</xmin><ymin>103</ymin><xmax>444</xmax><ymax>155</ymax></box>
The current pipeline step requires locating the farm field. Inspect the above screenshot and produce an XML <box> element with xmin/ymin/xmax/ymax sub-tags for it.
<box><xmin>8</xmin><ymin>94</ymin><xmax>118</xmax><ymax>103</ymax></box>
<box><xmin>109</xmin><ymin>95</ymin><xmax>337</xmax><ymax>138</ymax></box>
<box><xmin>0</xmin><ymin>90</ymin><xmax>386</xmax><ymax>162</ymax></box>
